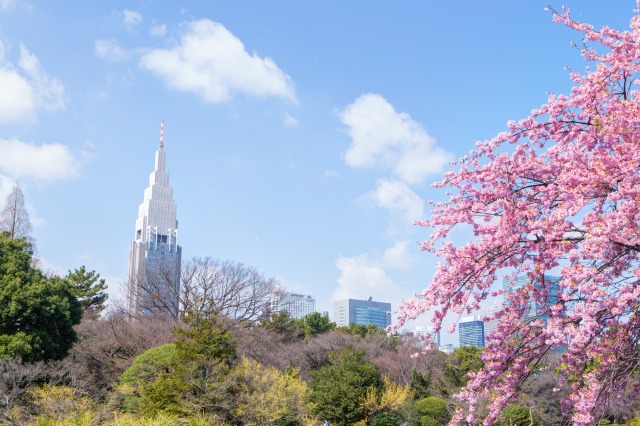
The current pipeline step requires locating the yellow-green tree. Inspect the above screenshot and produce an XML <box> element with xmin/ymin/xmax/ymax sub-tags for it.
<box><xmin>30</xmin><ymin>384</ymin><xmax>94</xmax><ymax>424</ymax></box>
<box><xmin>233</xmin><ymin>357</ymin><xmax>310</xmax><ymax>425</ymax></box>
<box><xmin>360</xmin><ymin>376</ymin><xmax>410</xmax><ymax>423</ymax></box>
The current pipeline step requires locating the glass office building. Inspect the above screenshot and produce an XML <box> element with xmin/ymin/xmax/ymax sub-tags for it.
<box><xmin>334</xmin><ymin>297</ymin><xmax>392</xmax><ymax>329</ymax></box>
<box><xmin>459</xmin><ymin>316</ymin><xmax>485</xmax><ymax>348</ymax></box>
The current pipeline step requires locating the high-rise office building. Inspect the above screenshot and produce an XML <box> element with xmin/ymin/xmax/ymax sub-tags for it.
<box><xmin>459</xmin><ymin>316</ymin><xmax>485</xmax><ymax>348</ymax></box>
<box><xmin>414</xmin><ymin>325</ymin><xmax>440</xmax><ymax>348</ymax></box>
<box><xmin>503</xmin><ymin>274</ymin><xmax>561</xmax><ymax>322</ymax></box>
<box><xmin>333</xmin><ymin>297</ymin><xmax>392</xmax><ymax>329</ymax></box>
<box><xmin>482</xmin><ymin>305</ymin><xmax>501</xmax><ymax>342</ymax></box>
<box><xmin>271</xmin><ymin>293</ymin><xmax>316</xmax><ymax>319</ymax></box>
<box><xmin>127</xmin><ymin>122</ymin><xmax>182</xmax><ymax>318</ymax></box>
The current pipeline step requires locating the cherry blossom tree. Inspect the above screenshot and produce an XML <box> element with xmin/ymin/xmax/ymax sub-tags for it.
<box><xmin>396</xmin><ymin>4</ymin><xmax>640</xmax><ymax>425</ymax></box>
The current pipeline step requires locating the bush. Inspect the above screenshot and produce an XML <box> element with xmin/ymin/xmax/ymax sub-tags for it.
<box><xmin>369</xmin><ymin>412</ymin><xmax>400</xmax><ymax>426</ymax></box>
<box><xmin>495</xmin><ymin>405</ymin><xmax>540</xmax><ymax>426</ymax></box>
<box><xmin>416</xmin><ymin>397</ymin><xmax>449</xmax><ymax>426</ymax></box>
<box><xmin>119</xmin><ymin>343</ymin><xmax>176</xmax><ymax>387</ymax></box>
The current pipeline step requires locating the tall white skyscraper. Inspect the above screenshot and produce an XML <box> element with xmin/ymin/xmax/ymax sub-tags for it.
<box><xmin>128</xmin><ymin>122</ymin><xmax>182</xmax><ymax>318</ymax></box>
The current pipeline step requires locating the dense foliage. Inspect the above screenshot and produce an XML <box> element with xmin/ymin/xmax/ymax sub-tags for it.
<box><xmin>0</xmin><ymin>308</ymin><xmax>638</xmax><ymax>425</ymax></box>
<box><xmin>308</xmin><ymin>346</ymin><xmax>384</xmax><ymax>424</ymax></box>
<box><xmin>0</xmin><ymin>232</ymin><xmax>82</xmax><ymax>361</ymax></box>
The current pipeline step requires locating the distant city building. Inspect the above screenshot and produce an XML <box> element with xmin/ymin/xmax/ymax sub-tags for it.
<box><xmin>127</xmin><ymin>122</ymin><xmax>182</xmax><ymax>318</ymax></box>
<box><xmin>482</xmin><ymin>306</ymin><xmax>501</xmax><ymax>342</ymax></box>
<box><xmin>333</xmin><ymin>297</ymin><xmax>392</xmax><ymax>329</ymax></box>
<box><xmin>503</xmin><ymin>274</ymin><xmax>561</xmax><ymax>322</ymax></box>
<box><xmin>459</xmin><ymin>316</ymin><xmax>485</xmax><ymax>348</ymax></box>
<box><xmin>271</xmin><ymin>292</ymin><xmax>316</xmax><ymax>319</ymax></box>
<box><xmin>415</xmin><ymin>325</ymin><xmax>440</xmax><ymax>348</ymax></box>
<box><xmin>440</xmin><ymin>343</ymin><xmax>455</xmax><ymax>355</ymax></box>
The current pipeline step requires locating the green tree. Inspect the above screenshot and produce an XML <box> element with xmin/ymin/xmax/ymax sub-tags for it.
<box><xmin>495</xmin><ymin>405</ymin><xmax>540</xmax><ymax>426</ymax></box>
<box><xmin>369</xmin><ymin>412</ymin><xmax>400</xmax><ymax>426</ymax></box>
<box><xmin>409</xmin><ymin>369</ymin><xmax>431</xmax><ymax>400</ymax></box>
<box><xmin>117</xmin><ymin>312</ymin><xmax>238</xmax><ymax>418</ymax></box>
<box><xmin>337</xmin><ymin>323</ymin><xmax>385</xmax><ymax>338</ymax></box>
<box><xmin>119</xmin><ymin>344</ymin><xmax>176</xmax><ymax>390</ymax></box>
<box><xmin>0</xmin><ymin>233</ymin><xmax>82</xmax><ymax>361</ymax></box>
<box><xmin>308</xmin><ymin>346</ymin><xmax>383</xmax><ymax>424</ymax></box>
<box><xmin>261</xmin><ymin>311</ymin><xmax>301</xmax><ymax>339</ymax></box>
<box><xmin>66</xmin><ymin>266</ymin><xmax>108</xmax><ymax>319</ymax></box>
<box><xmin>444</xmin><ymin>346</ymin><xmax>484</xmax><ymax>387</ymax></box>
<box><xmin>415</xmin><ymin>397</ymin><xmax>450</xmax><ymax>426</ymax></box>
<box><xmin>450</xmin><ymin>346</ymin><xmax>483</xmax><ymax>373</ymax></box>
<box><xmin>296</xmin><ymin>312</ymin><xmax>335</xmax><ymax>339</ymax></box>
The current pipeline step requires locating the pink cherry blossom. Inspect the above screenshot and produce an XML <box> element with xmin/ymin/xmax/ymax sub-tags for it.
<box><xmin>396</xmin><ymin>3</ymin><xmax>640</xmax><ymax>424</ymax></box>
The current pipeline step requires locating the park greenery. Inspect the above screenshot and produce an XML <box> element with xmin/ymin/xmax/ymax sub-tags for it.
<box><xmin>5</xmin><ymin>3</ymin><xmax>640</xmax><ymax>425</ymax></box>
<box><xmin>0</xmin><ymin>221</ymin><xmax>639</xmax><ymax>425</ymax></box>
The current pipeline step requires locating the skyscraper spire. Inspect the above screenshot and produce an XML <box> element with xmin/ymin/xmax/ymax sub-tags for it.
<box><xmin>128</xmin><ymin>123</ymin><xmax>181</xmax><ymax>318</ymax></box>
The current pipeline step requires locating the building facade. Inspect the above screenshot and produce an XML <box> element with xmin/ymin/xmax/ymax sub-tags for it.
<box><xmin>459</xmin><ymin>316</ymin><xmax>485</xmax><ymax>348</ymax></box>
<box><xmin>271</xmin><ymin>293</ymin><xmax>316</xmax><ymax>319</ymax></box>
<box><xmin>503</xmin><ymin>274</ymin><xmax>561</xmax><ymax>322</ymax></box>
<box><xmin>333</xmin><ymin>297</ymin><xmax>392</xmax><ymax>329</ymax></box>
<box><xmin>128</xmin><ymin>122</ymin><xmax>182</xmax><ymax>318</ymax></box>
<box><xmin>414</xmin><ymin>325</ymin><xmax>441</xmax><ymax>348</ymax></box>
<box><xmin>482</xmin><ymin>305</ymin><xmax>501</xmax><ymax>343</ymax></box>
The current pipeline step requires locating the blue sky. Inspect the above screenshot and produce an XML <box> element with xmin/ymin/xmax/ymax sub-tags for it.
<box><xmin>0</xmin><ymin>1</ymin><xmax>634</xmax><ymax>342</ymax></box>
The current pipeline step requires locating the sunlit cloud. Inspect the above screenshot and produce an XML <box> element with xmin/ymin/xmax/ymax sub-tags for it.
<box><xmin>0</xmin><ymin>42</ymin><xmax>65</xmax><ymax>124</ymax></box>
<box><xmin>341</xmin><ymin>93</ymin><xmax>451</xmax><ymax>185</ymax></box>
<box><xmin>382</xmin><ymin>240</ymin><xmax>414</xmax><ymax>269</ymax></box>
<box><xmin>94</xmin><ymin>38</ymin><xmax>131</xmax><ymax>62</ymax></box>
<box><xmin>140</xmin><ymin>19</ymin><xmax>297</xmax><ymax>104</ymax></box>
<box><xmin>0</xmin><ymin>138</ymin><xmax>79</xmax><ymax>183</ymax></box>
<box><xmin>333</xmin><ymin>241</ymin><xmax>413</xmax><ymax>302</ymax></box>
<box><xmin>365</xmin><ymin>178</ymin><xmax>425</xmax><ymax>224</ymax></box>
<box><xmin>283</xmin><ymin>112</ymin><xmax>298</xmax><ymax>127</ymax></box>
<box><xmin>149</xmin><ymin>22</ymin><xmax>167</xmax><ymax>37</ymax></box>
<box><xmin>122</xmin><ymin>9</ymin><xmax>142</xmax><ymax>29</ymax></box>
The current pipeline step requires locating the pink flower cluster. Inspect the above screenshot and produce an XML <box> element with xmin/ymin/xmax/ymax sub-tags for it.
<box><xmin>396</xmin><ymin>3</ymin><xmax>640</xmax><ymax>424</ymax></box>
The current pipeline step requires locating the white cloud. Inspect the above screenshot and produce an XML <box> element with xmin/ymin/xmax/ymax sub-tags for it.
<box><xmin>0</xmin><ymin>43</ymin><xmax>65</xmax><ymax>124</ymax></box>
<box><xmin>0</xmin><ymin>138</ymin><xmax>79</xmax><ymax>183</ymax></box>
<box><xmin>94</xmin><ymin>38</ymin><xmax>130</xmax><ymax>62</ymax></box>
<box><xmin>366</xmin><ymin>179</ymin><xmax>425</xmax><ymax>223</ymax></box>
<box><xmin>139</xmin><ymin>19</ymin><xmax>297</xmax><ymax>104</ymax></box>
<box><xmin>341</xmin><ymin>93</ymin><xmax>451</xmax><ymax>185</ymax></box>
<box><xmin>283</xmin><ymin>112</ymin><xmax>298</xmax><ymax>128</ymax></box>
<box><xmin>18</xmin><ymin>44</ymin><xmax>65</xmax><ymax>111</ymax></box>
<box><xmin>122</xmin><ymin>9</ymin><xmax>142</xmax><ymax>29</ymax></box>
<box><xmin>382</xmin><ymin>240</ymin><xmax>413</xmax><ymax>269</ymax></box>
<box><xmin>334</xmin><ymin>255</ymin><xmax>398</xmax><ymax>302</ymax></box>
<box><xmin>0</xmin><ymin>67</ymin><xmax>35</xmax><ymax>123</ymax></box>
<box><xmin>0</xmin><ymin>175</ymin><xmax>15</xmax><ymax>203</ymax></box>
<box><xmin>149</xmin><ymin>22</ymin><xmax>167</xmax><ymax>37</ymax></box>
<box><xmin>333</xmin><ymin>245</ymin><xmax>410</xmax><ymax>303</ymax></box>
<box><xmin>0</xmin><ymin>0</ymin><xmax>16</xmax><ymax>12</ymax></box>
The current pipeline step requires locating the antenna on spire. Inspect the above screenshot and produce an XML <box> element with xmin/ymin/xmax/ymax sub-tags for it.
<box><xmin>159</xmin><ymin>120</ymin><xmax>164</xmax><ymax>149</ymax></box>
